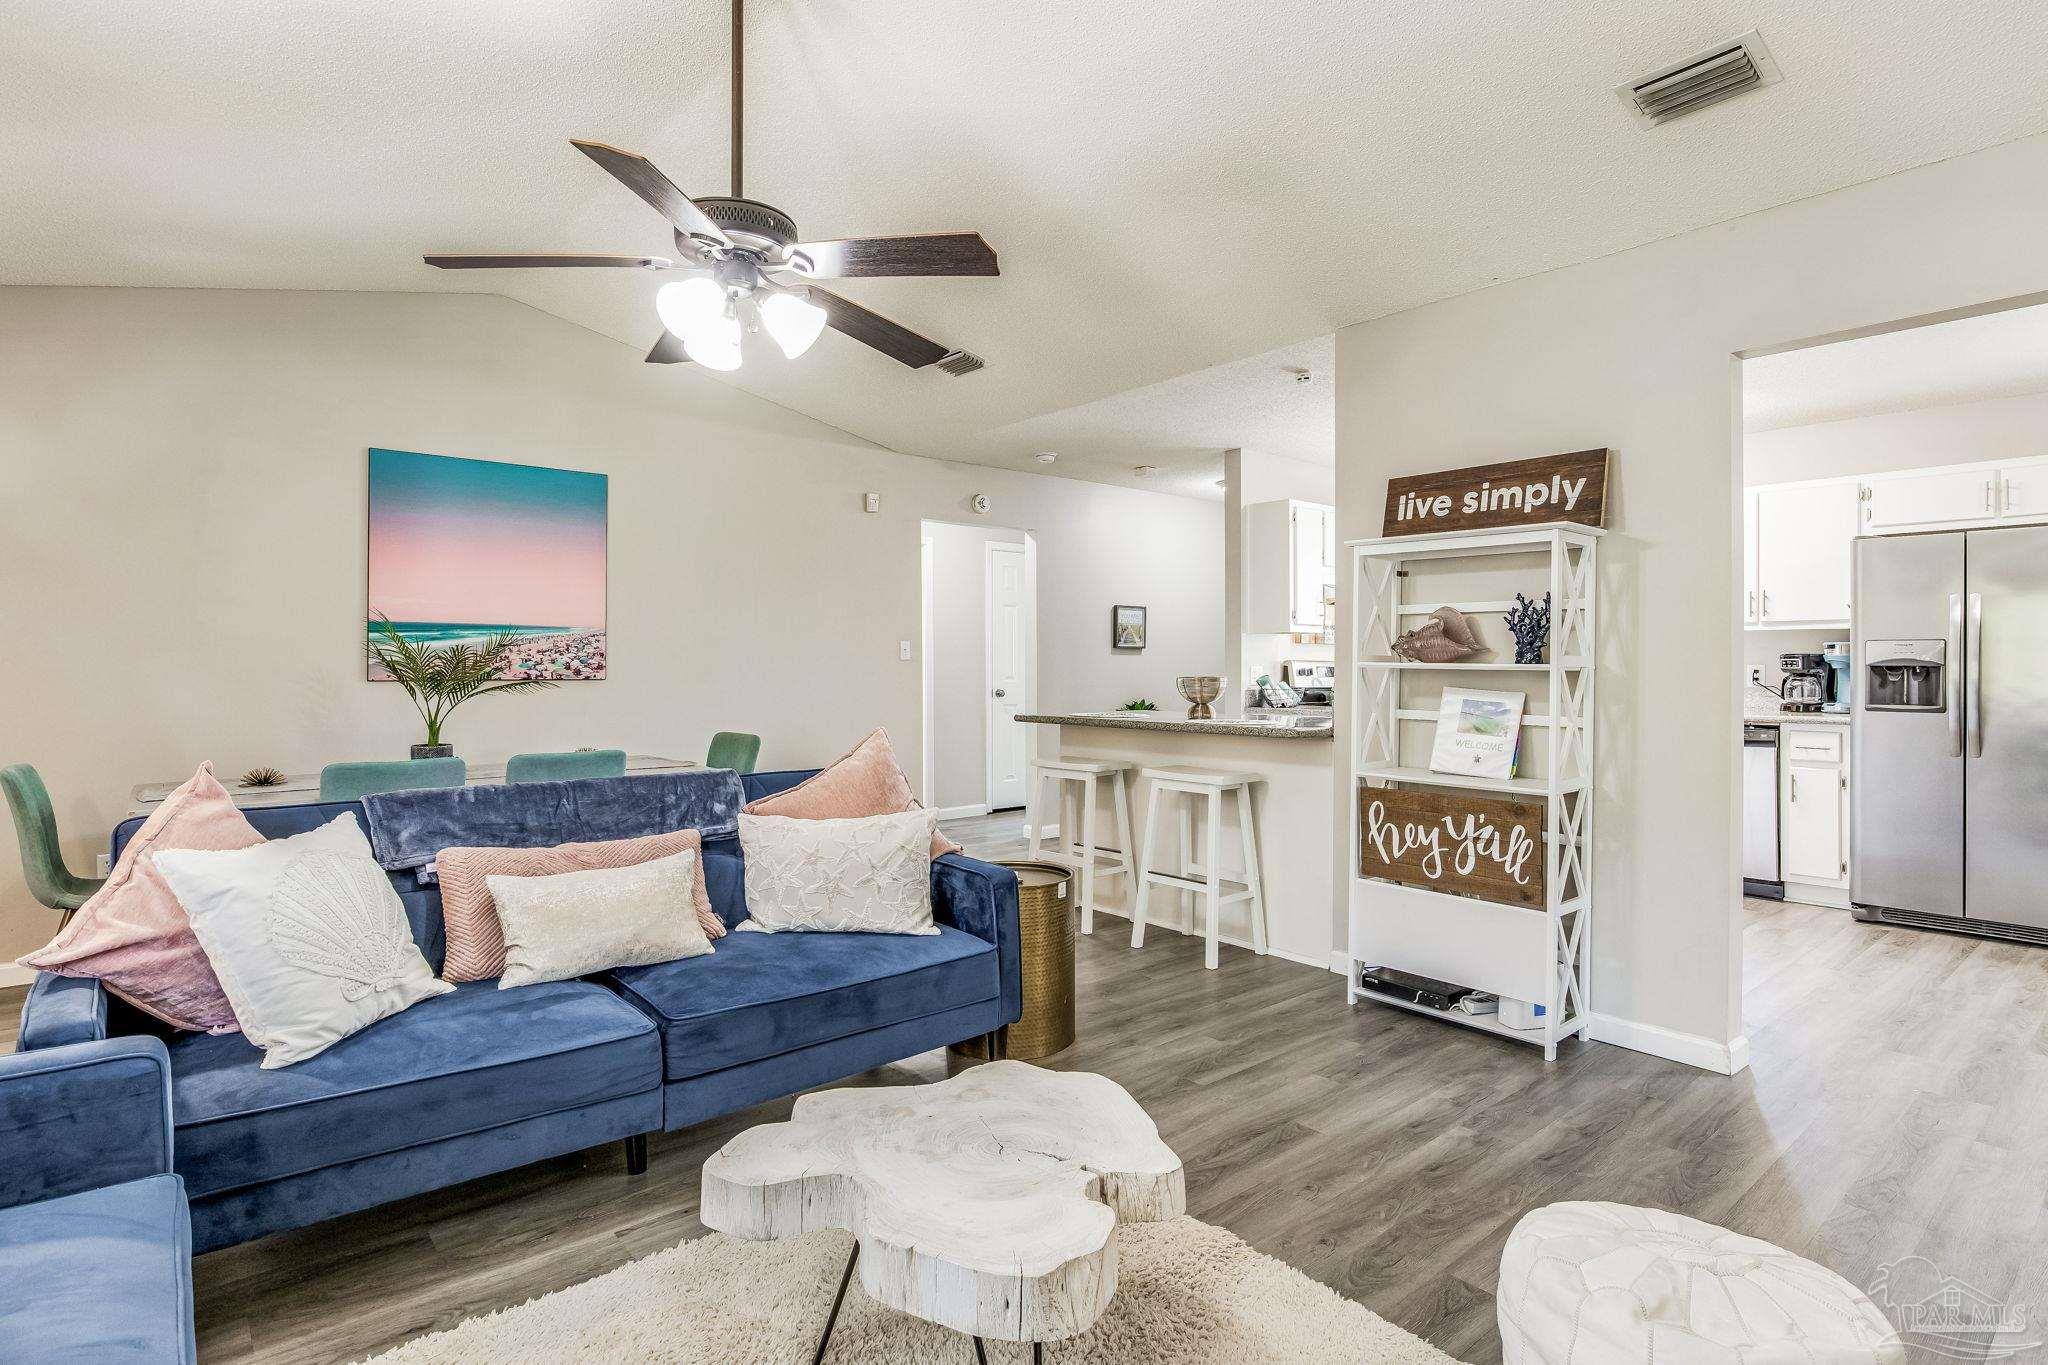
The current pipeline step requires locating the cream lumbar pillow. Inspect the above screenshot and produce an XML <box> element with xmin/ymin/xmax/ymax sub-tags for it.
<box><xmin>487</xmin><ymin>848</ymin><xmax>714</xmax><ymax>989</ymax></box>
<box><xmin>153</xmin><ymin>812</ymin><xmax>454</xmax><ymax>1068</ymax></box>
<box><xmin>738</xmin><ymin>808</ymin><xmax>937</xmax><ymax>935</ymax></box>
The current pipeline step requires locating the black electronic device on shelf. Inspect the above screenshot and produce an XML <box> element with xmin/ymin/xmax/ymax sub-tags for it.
<box><xmin>1356</xmin><ymin>965</ymin><xmax>1474</xmax><ymax>1011</ymax></box>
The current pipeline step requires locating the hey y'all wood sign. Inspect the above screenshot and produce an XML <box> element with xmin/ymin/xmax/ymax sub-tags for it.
<box><xmin>1358</xmin><ymin>787</ymin><xmax>1545</xmax><ymax>907</ymax></box>
<box><xmin>1383</xmin><ymin>448</ymin><xmax>1609</xmax><ymax>537</ymax></box>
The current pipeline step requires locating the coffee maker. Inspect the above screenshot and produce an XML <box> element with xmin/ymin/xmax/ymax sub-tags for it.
<box><xmin>1778</xmin><ymin>652</ymin><xmax>1827</xmax><ymax>712</ymax></box>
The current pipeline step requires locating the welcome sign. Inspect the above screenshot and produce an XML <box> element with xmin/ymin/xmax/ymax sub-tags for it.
<box><xmin>1382</xmin><ymin>449</ymin><xmax>1609</xmax><ymax>537</ymax></box>
<box><xmin>1358</xmin><ymin>787</ymin><xmax>1545</xmax><ymax>907</ymax></box>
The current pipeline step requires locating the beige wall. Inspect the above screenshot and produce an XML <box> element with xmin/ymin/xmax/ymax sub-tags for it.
<box><xmin>0</xmin><ymin>286</ymin><xmax>1222</xmax><ymax>971</ymax></box>
<box><xmin>1334</xmin><ymin>132</ymin><xmax>2048</xmax><ymax>1065</ymax></box>
<box><xmin>1744</xmin><ymin>386</ymin><xmax>2048</xmax><ymax>487</ymax></box>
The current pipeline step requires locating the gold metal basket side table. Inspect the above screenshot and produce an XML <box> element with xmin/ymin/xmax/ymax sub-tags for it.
<box><xmin>950</xmin><ymin>860</ymin><xmax>1076</xmax><ymax>1062</ymax></box>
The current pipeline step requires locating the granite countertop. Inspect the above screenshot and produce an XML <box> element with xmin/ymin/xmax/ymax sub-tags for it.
<box><xmin>1015</xmin><ymin>710</ymin><xmax>1334</xmax><ymax>740</ymax></box>
<box><xmin>1744</xmin><ymin>686</ymin><xmax>1851</xmax><ymax>727</ymax></box>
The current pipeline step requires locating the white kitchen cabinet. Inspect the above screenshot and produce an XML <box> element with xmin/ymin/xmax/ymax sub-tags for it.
<box><xmin>1780</xmin><ymin>724</ymin><xmax>1850</xmax><ymax>905</ymax></box>
<box><xmin>1864</xmin><ymin>467</ymin><xmax>1997</xmax><ymax>531</ymax></box>
<box><xmin>1998</xmin><ymin>465</ymin><xmax>2048</xmax><ymax>520</ymax></box>
<box><xmin>1246</xmin><ymin>498</ymin><xmax>1336</xmax><ymax>634</ymax></box>
<box><xmin>1753</xmin><ymin>481</ymin><xmax>1858</xmax><ymax>626</ymax></box>
<box><xmin>1742</xmin><ymin>489</ymin><xmax>1760</xmax><ymax>624</ymax></box>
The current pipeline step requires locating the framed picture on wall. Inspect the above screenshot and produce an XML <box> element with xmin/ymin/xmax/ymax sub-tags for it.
<box><xmin>1112</xmin><ymin>605</ymin><xmax>1147</xmax><ymax>650</ymax></box>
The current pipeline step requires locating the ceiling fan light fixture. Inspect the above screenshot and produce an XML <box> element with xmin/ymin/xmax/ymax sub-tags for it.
<box><xmin>655</xmin><ymin>276</ymin><xmax>727</xmax><ymax>344</ymax></box>
<box><xmin>681</xmin><ymin>300</ymin><xmax>745</xmax><ymax>371</ymax></box>
<box><xmin>761</xmin><ymin>289</ymin><xmax>829</xmax><ymax>360</ymax></box>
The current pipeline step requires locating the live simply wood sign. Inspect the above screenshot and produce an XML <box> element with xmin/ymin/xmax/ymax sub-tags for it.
<box><xmin>1358</xmin><ymin>787</ymin><xmax>1544</xmax><ymax>906</ymax></box>
<box><xmin>1383</xmin><ymin>449</ymin><xmax>1609</xmax><ymax>536</ymax></box>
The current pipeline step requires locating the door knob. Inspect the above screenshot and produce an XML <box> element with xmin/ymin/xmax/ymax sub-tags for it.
<box><xmin>993</xmin><ymin>689</ymin><xmax>1007</xmax><ymax>698</ymax></box>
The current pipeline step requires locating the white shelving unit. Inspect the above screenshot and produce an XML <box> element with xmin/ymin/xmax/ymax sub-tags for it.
<box><xmin>1345</xmin><ymin>520</ymin><xmax>1601</xmax><ymax>1061</ymax></box>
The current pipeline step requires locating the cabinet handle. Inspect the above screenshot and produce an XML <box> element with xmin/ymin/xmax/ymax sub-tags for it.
<box><xmin>1790</xmin><ymin>771</ymin><xmax>1798</xmax><ymax>802</ymax></box>
<box><xmin>1761</xmin><ymin>589</ymin><xmax>1771</xmax><ymax>619</ymax></box>
<box><xmin>2004</xmin><ymin>480</ymin><xmax>2016</xmax><ymax>514</ymax></box>
<box><xmin>1985</xmin><ymin>479</ymin><xmax>1995</xmax><ymax>512</ymax></box>
<box><xmin>1747</xmin><ymin>590</ymin><xmax>1755</xmax><ymax>618</ymax></box>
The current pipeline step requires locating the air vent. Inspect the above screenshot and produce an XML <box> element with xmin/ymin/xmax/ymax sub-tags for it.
<box><xmin>935</xmin><ymin>350</ymin><xmax>986</xmax><ymax>377</ymax></box>
<box><xmin>1870</xmin><ymin>906</ymin><xmax>2048</xmax><ymax>948</ymax></box>
<box><xmin>1620</xmin><ymin>30</ymin><xmax>1780</xmax><ymax>126</ymax></box>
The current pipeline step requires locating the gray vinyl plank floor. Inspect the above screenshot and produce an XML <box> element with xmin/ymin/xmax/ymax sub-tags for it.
<box><xmin>7</xmin><ymin>814</ymin><xmax>2044</xmax><ymax>1363</ymax></box>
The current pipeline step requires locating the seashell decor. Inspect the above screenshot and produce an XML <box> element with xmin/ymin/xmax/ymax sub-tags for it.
<box><xmin>1392</xmin><ymin>607</ymin><xmax>1486</xmax><ymax>663</ymax></box>
<box><xmin>267</xmin><ymin>851</ymin><xmax>419</xmax><ymax>1002</ymax></box>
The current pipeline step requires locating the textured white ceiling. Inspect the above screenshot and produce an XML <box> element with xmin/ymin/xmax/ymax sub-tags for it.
<box><xmin>6</xmin><ymin>2</ymin><xmax>2047</xmax><ymax>488</ymax></box>
<box><xmin>1744</xmin><ymin>302</ymin><xmax>2048</xmax><ymax>431</ymax></box>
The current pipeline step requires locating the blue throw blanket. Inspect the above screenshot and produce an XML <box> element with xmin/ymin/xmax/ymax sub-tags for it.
<box><xmin>360</xmin><ymin>769</ymin><xmax>747</xmax><ymax>874</ymax></box>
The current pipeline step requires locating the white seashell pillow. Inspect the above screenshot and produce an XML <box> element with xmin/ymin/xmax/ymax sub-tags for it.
<box><xmin>737</xmin><ymin>808</ymin><xmax>938</xmax><ymax>935</ymax></box>
<box><xmin>153</xmin><ymin>813</ymin><xmax>453</xmax><ymax>1068</ymax></box>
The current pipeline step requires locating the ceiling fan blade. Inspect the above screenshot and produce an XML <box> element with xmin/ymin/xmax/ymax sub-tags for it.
<box><xmin>570</xmin><ymin>139</ymin><xmax>730</xmax><ymax>246</ymax></box>
<box><xmin>645</xmin><ymin>331</ymin><xmax>692</xmax><ymax>364</ymax></box>
<box><xmin>812</xmin><ymin>288</ymin><xmax>952</xmax><ymax>368</ymax></box>
<box><xmin>788</xmin><ymin>232</ymin><xmax>999</xmax><ymax>278</ymax></box>
<box><xmin>424</xmin><ymin>253</ymin><xmax>673</xmax><ymax>270</ymax></box>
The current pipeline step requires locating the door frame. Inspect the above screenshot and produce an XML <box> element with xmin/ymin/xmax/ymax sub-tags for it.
<box><xmin>983</xmin><ymin>536</ymin><xmax>1038</xmax><ymax>811</ymax></box>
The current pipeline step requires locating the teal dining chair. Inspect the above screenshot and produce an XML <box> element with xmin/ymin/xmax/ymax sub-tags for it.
<box><xmin>318</xmin><ymin>758</ymin><xmax>467</xmax><ymax>802</ymax></box>
<box><xmin>2</xmin><ymin>763</ymin><xmax>106</xmax><ymax>926</ymax></box>
<box><xmin>505</xmin><ymin>749</ymin><xmax>627</xmax><ymax>784</ymax></box>
<box><xmin>705</xmin><ymin>732</ymin><xmax>761</xmax><ymax>775</ymax></box>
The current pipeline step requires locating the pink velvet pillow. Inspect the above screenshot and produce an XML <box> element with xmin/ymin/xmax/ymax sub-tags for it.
<box><xmin>19</xmin><ymin>761</ymin><xmax>260</xmax><ymax>1034</ymax></box>
<box><xmin>437</xmin><ymin>827</ymin><xmax>725</xmax><ymax>983</ymax></box>
<box><xmin>742</xmin><ymin>727</ymin><xmax>961</xmax><ymax>859</ymax></box>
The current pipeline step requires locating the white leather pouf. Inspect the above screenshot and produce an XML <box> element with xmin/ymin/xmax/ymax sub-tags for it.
<box><xmin>1498</xmin><ymin>1202</ymin><xmax>1904</xmax><ymax>1364</ymax></box>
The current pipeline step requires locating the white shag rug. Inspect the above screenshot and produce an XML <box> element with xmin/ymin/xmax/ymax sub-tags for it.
<box><xmin>366</xmin><ymin>1217</ymin><xmax>1460</xmax><ymax>1364</ymax></box>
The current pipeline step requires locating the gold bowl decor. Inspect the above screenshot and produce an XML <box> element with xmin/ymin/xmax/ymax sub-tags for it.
<box><xmin>1176</xmin><ymin>675</ymin><xmax>1224</xmax><ymax>719</ymax></box>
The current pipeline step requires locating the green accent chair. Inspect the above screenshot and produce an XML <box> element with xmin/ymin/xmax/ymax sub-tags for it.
<box><xmin>505</xmin><ymin>749</ymin><xmax>627</xmax><ymax>784</ymax></box>
<box><xmin>705</xmin><ymin>732</ymin><xmax>761</xmax><ymax>775</ymax></box>
<box><xmin>2</xmin><ymin>763</ymin><xmax>106</xmax><ymax>924</ymax></box>
<box><xmin>317</xmin><ymin>758</ymin><xmax>467</xmax><ymax>802</ymax></box>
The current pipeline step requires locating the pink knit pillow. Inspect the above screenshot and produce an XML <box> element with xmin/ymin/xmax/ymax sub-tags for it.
<box><xmin>19</xmin><ymin>761</ymin><xmax>260</xmax><ymax>1034</ymax></box>
<box><xmin>437</xmin><ymin>827</ymin><xmax>725</xmax><ymax>983</ymax></box>
<box><xmin>742</xmin><ymin>728</ymin><xmax>962</xmax><ymax>859</ymax></box>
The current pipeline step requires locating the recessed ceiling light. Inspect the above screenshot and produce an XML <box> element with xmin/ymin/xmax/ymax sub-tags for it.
<box><xmin>1133</xmin><ymin>465</ymin><xmax>1158</xmax><ymax>477</ymax></box>
<box><xmin>1034</xmin><ymin>451</ymin><xmax>1058</xmax><ymax>463</ymax></box>
<box><xmin>1215</xmin><ymin>478</ymin><xmax>1228</xmax><ymax>487</ymax></box>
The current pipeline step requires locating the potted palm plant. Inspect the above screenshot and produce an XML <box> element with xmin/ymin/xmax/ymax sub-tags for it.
<box><xmin>365</xmin><ymin>615</ymin><xmax>558</xmax><ymax>758</ymax></box>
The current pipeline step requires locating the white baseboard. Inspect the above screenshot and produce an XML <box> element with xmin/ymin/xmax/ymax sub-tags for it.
<box><xmin>0</xmin><ymin>963</ymin><xmax>36</xmax><ymax>989</ymax></box>
<box><xmin>933</xmin><ymin>803</ymin><xmax>991</xmax><ymax>821</ymax></box>
<box><xmin>1586</xmin><ymin>1013</ymin><xmax>1751</xmax><ymax>1075</ymax></box>
<box><xmin>1328</xmin><ymin>951</ymin><xmax>1350</xmax><ymax>976</ymax></box>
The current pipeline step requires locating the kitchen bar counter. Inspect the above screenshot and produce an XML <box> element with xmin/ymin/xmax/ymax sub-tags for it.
<box><xmin>1019</xmin><ymin>713</ymin><xmax>1334</xmax><ymax>970</ymax></box>
<box><xmin>1015</xmin><ymin>709</ymin><xmax>1333</xmax><ymax>739</ymax></box>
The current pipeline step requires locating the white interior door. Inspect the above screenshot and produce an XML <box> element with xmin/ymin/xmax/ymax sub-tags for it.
<box><xmin>986</xmin><ymin>543</ymin><xmax>1030</xmax><ymax>810</ymax></box>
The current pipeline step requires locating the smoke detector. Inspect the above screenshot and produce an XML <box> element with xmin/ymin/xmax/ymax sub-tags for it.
<box><xmin>1619</xmin><ymin>30</ymin><xmax>1780</xmax><ymax>126</ymax></box>
<box><xmin>1132</xmin><ymin>465</ymin><xmax>1158</xmax><ymax>478</ymax></box>
<box><xmin>1034</xmin><ymin>451</ymin><xmax>1058</xmax><ymax>464</ymax></box>
<box><xmin>1289</xmin><ymin>367</ymin><xmax>1312</xmax><ymax>385</ymax></box>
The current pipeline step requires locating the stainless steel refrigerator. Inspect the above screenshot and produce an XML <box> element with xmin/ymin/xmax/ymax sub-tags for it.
<box><xmin>1852</xmin><ymin>527</ymin><xmax>2048</xmax><ymax>941</ymax></box>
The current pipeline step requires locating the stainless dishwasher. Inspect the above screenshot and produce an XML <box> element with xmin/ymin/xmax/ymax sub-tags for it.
<box><xmin>1742</xmin><ymin>724</ymin><xmax>1783</xmax><ymax>899</ymax></box>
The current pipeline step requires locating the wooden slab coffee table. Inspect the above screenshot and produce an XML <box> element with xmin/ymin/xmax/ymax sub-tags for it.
<box><xmin>701</xmin><ymin>1061</ymin><xmax>1184</xmax><ymax>1361</ymax></box>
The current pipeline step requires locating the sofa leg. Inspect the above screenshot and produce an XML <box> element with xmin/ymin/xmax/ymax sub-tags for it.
<box><xmin>625</xmin><ymin>1133</ymin><xmax>648</xmax><ymax>1176</ymax></box>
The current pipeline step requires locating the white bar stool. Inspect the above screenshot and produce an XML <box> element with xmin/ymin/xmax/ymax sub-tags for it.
<box><xmin>1024</xmin><ymin>758</ymin><xmax>1137</xmax><ymax>935</ymax></box>
<box><xmin>1132</xmin><ymin>766</ymin><xmax>1267</xmax><ymax>969</ymax></box>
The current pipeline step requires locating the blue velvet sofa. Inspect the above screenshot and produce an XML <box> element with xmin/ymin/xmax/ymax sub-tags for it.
<box><xmin>15</xmin><ymin>769</ymin><xmax>1020</xmax><ymax>1258</ymax></box>
<box><xmin>0</xmin><ymin>1035</ymin><xmax>196</xmax><ymax>1362</ymax></box>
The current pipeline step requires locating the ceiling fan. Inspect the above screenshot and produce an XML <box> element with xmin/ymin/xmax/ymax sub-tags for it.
<box><xmin>423</xmin><ymin>0</ymin><xmax>997</xmax><ymax>375</ymax></box>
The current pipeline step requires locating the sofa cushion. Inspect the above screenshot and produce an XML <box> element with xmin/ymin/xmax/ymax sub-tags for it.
<box><xmin>0</xmin><ymin>1173</ymin><xmax>195</xmax><ymax>1363</ymax></box>
<box><xmin>167</xmin><ymin>979</ymin><xmax>658</xmax><ymax>1198</ymax></box>
<box><xmin>606</xmin><ymin>925</ymin><xmax>998</xmax><ymax>1081</ymax></box>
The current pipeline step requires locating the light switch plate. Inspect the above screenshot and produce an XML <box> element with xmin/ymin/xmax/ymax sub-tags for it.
<box><xmin>97</xmin><ymin>853</ymin><xmax>113</xmax><ymax>877</ymax></box>
<box><xmin>863</xmin><ymin>492</ymin><xmax>881</xmax><ymax>514</ymax></box>
<box><xmin>899</xmin><ymin>640</ymin><xmax>913</xmax><ymax>661</ymax></box>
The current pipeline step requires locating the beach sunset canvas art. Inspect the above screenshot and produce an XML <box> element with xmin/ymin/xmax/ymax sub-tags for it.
<box><xmin>367</xmin><ymin>449</ymin><xmax>607</xmax><ymax>681</ymax></box>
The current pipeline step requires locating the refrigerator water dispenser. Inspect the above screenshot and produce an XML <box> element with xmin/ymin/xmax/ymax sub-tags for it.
<box><xmin>1864</xmin><ymin>639</ymin><xmax>1946</xmax><ymax>711</ymax></box>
